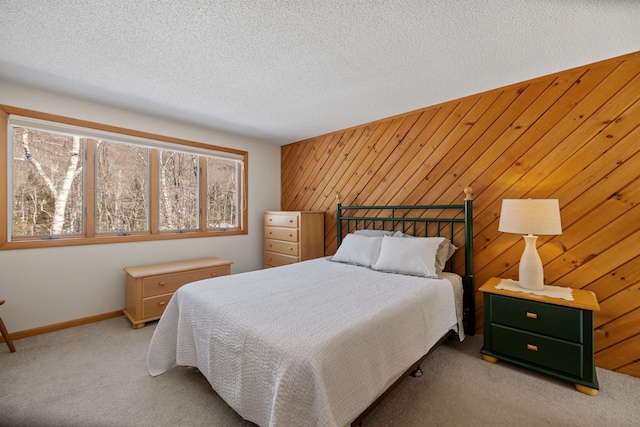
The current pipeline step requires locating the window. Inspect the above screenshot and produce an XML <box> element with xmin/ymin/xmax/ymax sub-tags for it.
<box><xmin>96</xmin><ymin>140</ymin><xmax>149</xmax><ymax>234</ymax></box>
<box><xmin>12</xmin><ymin>127</ymin><xmax>84</xmax><ymax>237</ymax></box>
<box><xmin>207</xmin><ymin>157</ymin><xmax>239</xmax><ymax>229</ymax></box>
<box><xmin>1</xmin><ymin>106</ymin><xmax>247</xmax><ymax>249</ymax></box>
<box><xmin>158</xmin><ymin>150</ymin><xmax>199</xmax><ymax>231</ymax></box>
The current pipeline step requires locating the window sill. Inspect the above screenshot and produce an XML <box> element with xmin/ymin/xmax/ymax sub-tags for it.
<box><xmin>0</xmin><ymin>228</ymin><xmax>247</xmax><ymax>250</ymax></box>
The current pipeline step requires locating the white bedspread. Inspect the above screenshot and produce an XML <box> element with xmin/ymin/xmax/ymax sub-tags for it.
<box><xmin>148</xmin><ymin>258</ymin><xmax>462</xmax><ymax>427</ymax></box>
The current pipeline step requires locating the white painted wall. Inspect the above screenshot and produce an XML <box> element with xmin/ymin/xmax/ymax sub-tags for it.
<box><xmin>0</xmin><ymin>82</ymin><xmax>281</xmax><ymax>333</ymax></box>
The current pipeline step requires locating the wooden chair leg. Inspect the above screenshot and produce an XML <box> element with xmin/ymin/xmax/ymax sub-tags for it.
<box><xmin>0</xmin><ymin>316</ymin><xmax>16</xmax><ymax>353</ymax></box>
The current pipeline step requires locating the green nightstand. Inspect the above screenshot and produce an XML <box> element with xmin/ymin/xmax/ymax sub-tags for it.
<box><xmin>480</xmin><ymin>277</ymin><xmax>600</xmax><ymax>396</ymax></box>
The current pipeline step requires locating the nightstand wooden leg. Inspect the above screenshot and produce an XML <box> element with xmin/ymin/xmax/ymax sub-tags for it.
<box><xmin>132</xmin><ymin>322</ymin><xmax>145</xmax><ymax>329</ymax></box>
<box><xmin>482</xmin><ymin>354</ymin><xmax>498</xmax><ymax>363</ymax></box>
<box><xmin>575</xmin><ymin>384</ymin><xmax>598</xmax><ymax>396</ymax></box>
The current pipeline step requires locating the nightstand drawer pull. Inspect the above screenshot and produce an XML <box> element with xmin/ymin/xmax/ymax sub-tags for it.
<box><xmin>526</xmin><ymin>312</ymin><xmax>538</xmax><ymax>319</ymax></box>
<box><xmin>527</xmin><ymin>344</ymin><xmax>538</xmax><ymax>352</ymax></box>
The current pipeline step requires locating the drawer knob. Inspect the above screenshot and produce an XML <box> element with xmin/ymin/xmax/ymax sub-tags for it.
<box><xmin>159</xmin><ymin>281</ymin><xmax>166</xmax><ymax>286</ymax></box>
<box><xmin>290</xmin><ymin>248</ymin><xmax>293</xmax><ymax>251</ymax></box>
<box><xmin>210</xmin><ymin>273</ymin><xmax>217</xmax><ymax>277</ymax></box>
<box><xmin>289</xmin><ymin>234</ymin><xmax>293</xmax><ymax>237</ymax></box>
<box><xmin>527</xmin><ymin>344</ymin><xmax>538</xmax><ymax>352</ymax></box>
<box><xmin>289</xmin><ymin>219</ymin><xmax>293</xmax><ymax>223</ymax></box>
<box><xmin>159</xmin><ymin>301</ymin><xmax>166</xmax><ymax>306</ymax></box>
<box><xmin>269</xmin><ymin>218</ymin><xmax>273</xmax><ymax>221</ymax></box>
<box><xmin>526</xmin><ymin>312</ymin><xmax>538</xmax><ymax>319</ymax></box>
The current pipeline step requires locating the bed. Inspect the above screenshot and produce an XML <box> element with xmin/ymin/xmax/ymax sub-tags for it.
<box><xmin>147</xmin><ymin>188</ymin><xmax>475</xmax><ymax>427</ymax></box>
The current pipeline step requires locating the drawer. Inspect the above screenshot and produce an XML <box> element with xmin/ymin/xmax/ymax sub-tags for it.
<box><xmin>142</xmin><ymin>266</ymin><xmax>229</xmax><ymax>298</ymax></box>
<box><xmin>491</xmin><ymin>325</ymin><xmax>584</xmax><ymax>378</ymax></box>
<box><xmin>265</xmin><ymin>226</ymin><xmax>299</xmax><ymax>242</ymax></box>
<box><xmin>143</xmin><ymin>294</ymin><xmax>173</xmax><ymax>319</ymax></box>
<box><xmin>491</xmin><ymin>295</ymin><xmax>583</xmax><ymax>343</ymax></box>
<box><xmin>265</xmin><ymin>213</ymin><xmax>299</xmax><ymax>228</ymax></box>
<box><xmin>265</xmin><ymin>251</ymin><xmax>298</xmax><ymax>267</ymax></box>
<box><xmin>265</xmin><ymin>239</ymin><xmax>299</xmax><ymax>256</ymax></box>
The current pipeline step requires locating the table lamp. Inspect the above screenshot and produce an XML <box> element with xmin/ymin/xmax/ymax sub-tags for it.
<box><xmin>498</xmin><ymin>199</ymin><xmax>562</xmax><ymax>290</ymax></box>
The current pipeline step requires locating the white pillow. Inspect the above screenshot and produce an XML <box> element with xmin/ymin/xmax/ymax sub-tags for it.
<box><xmin>371</xmin><ymin>236</ymin><xmax>448</xmax><ymax>278</ymax></box>
<box><xmin>392</xmin><ymin>232</ymin><xmax>457</xmax><ymax>273</ymax></box>
<box><xmin>332</xmin><ymin>234</ymin><xmax>383</xmax><ymax>267</ymax></box>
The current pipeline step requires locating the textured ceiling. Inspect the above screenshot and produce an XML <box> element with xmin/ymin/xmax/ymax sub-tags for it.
<box><xmin>1</xmin><ymin>1</ymin><xmax>639</xmax><ymax>145</ymax></box>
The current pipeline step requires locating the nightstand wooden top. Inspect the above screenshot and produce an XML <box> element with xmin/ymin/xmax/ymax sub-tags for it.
<box><xmin>479</xmin><ymin>277</ymin><xmax>600</xmax><ymax>312</ymax></box>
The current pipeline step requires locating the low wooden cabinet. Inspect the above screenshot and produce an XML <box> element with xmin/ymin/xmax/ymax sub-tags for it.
<box><xmin>124</xmin><ymin>257</ymin><xmax>232</xmax><ymax>328</ymax></box>
<box><xmin>264</xmin><ymin>211</ymin><xmax>324</xmax><ymax>268</ymax></box>
<box><xmin>480</xmin><ymin>277</ymin><xmax>600</xmax><ymax>395</ymax></box>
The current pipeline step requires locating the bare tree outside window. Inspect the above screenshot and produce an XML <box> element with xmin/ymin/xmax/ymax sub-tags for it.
<box><xmin>159</xmin><ymin>150</ymin><xmax>199</xmax><ymax>231</ymax></box>
<box><xmin>207</xmin><ymin>157</ymin><xmax>238</xmax><ymax>228</ymax></box>
<box><xmin>96</xmin><ymin>140</ymin><xmax>149</xmax><ymax>233</ymax></box>
<box><xmin>12</xmin><ymin>127</ymin><xmax>83</xmax><ymax>236</ymax></box>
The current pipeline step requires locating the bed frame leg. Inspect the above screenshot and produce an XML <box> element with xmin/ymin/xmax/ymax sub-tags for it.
<box><xmin>410</xmin><ymin>366</ymin><xmax>423</xmax><ymax>377</ymax></box>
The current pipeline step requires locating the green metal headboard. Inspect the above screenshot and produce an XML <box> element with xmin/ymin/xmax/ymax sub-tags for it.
<box><xmin>336</xmin><ymin>188</ymin><xmax>475</xmax><ymax>336</ymax></box>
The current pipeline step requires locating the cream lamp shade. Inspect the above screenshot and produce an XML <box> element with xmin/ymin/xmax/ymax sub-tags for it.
<box><xmin>499</xmin><ymin>199</ymin><xmax>562</xmax><ymax>290</ymax></box>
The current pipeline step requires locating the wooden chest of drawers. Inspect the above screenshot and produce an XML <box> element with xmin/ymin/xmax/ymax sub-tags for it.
<box><xmin>264</xmin><ymin>211</ymin><xmax>324</xmax><ymax>268</ymax></box>
<box><xmin>480</xmin><ymin>277</ymin><xmax>600</xmax><ymax>395</ymax></box>
<box><xmin>124</xmin><ymin>257</ymin><xmax>232</xmax><ymax>328</ymax></box>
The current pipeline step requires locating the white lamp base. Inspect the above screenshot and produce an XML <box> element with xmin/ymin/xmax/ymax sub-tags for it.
<box><xmin>518</xmin><ymin>234</ymin><xmax>544</xmax><ymax>291</ymax></box>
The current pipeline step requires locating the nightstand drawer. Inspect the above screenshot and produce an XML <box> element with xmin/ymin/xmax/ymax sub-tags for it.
<box><xmin>491</xmin><ymin>295</ymin><xmax>583</xmax><ymax>343</ymax></box>
<box><xmin>492</xmin><ymin>325</ymin><xmax>584</xmax><ymax>378</ymax></box>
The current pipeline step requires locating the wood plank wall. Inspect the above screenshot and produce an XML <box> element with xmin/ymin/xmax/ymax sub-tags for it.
<box><xmin>281</xmin><ymin>51</ymin><xmax>640</xmax><ymax>378</ymax></box>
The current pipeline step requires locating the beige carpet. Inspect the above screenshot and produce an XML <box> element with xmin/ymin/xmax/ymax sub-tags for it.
<box><xmin>1</xmin><ymin>316</ymin><xmax>638</xmax><ymax>426</ymax></box>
